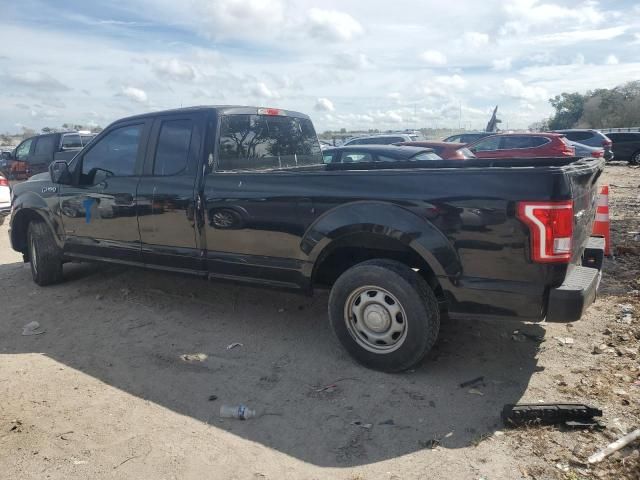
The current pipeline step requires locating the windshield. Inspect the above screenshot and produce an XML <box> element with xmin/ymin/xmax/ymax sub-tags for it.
<box><xmin>218</xmin><ymin>114</ymin><xmax>322</xmax><ymax>171</ymax></box>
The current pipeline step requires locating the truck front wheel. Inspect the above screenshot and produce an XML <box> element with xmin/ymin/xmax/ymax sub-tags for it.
<box><xmin>27</xmin><ymin>219</ymin><xmax>64</xmax><ymax>286</ymax></box>
<box><xmin>328</xmin><ymin>259</ymin><xmax>440</xmax><ymax>372</ymax></box>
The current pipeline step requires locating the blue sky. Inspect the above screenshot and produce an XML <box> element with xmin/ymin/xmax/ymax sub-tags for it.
<box><xmin>1</xmin><ymin>0</ymin><xmax>639</xmax><ymax>133</ymax></box>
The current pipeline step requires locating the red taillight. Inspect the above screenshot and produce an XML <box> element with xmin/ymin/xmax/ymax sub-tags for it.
<box><xmin>517</xmin><ymin>201</ymin><xmax>573</xmax><ymax>263</ymax></box>
<box><xmin>592</xmin><ymin>150</ymin><xmax>603</xmax><ymax>158</ymax></box>
<box><xmin>0</xmin><ymin>176</ymin><xmax>8</xmax><ymax>187</ymax></box>
<box><xmin>602</xmin><ymin>139</ymin><xmax>612</xmax><ymax>147</ymax></box>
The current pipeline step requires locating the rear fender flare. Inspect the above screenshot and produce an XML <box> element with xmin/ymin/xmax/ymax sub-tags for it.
<box><xmin>301</xmin><ymin>201</ymin><xmax>461</xmax><ymax>279</ymax></box>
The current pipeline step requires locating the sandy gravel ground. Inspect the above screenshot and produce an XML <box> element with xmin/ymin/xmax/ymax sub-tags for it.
<box><xmin>0</xmin><ymin>163</ymin><xmax>638</xmax><ymax>480</ymax></box>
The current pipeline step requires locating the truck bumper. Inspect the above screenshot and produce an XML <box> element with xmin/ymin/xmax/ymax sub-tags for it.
<box><xmin>546</xmin><ymin>237</ymin><xmax>605</xmax><ymax>322</ymax></box>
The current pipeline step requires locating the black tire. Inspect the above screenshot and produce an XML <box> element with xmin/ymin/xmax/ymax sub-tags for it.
<box><xmin>27</xmin><ymin>219</ymin><xmax>63</xmax><ymax>286</ymax></box>
<box><xmin>328</xmin><ymin>259</ymin><xmax>440</xmax><ymax>372</ymax></box>
<box><xmin>630</xmin><ymin>150</ymin><xmax>640</xmax><ymax>165</ymax></box>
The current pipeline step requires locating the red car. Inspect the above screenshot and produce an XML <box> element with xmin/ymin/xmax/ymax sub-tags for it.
<box><xmin>397</xmin><ymin>141</ymin><xmax>475</xmax><ymax>159</ymax></box>
<box><xmin>466</xmin><ymin>133</ymin><xmax>575</xmax><ymax>158</ymax></box>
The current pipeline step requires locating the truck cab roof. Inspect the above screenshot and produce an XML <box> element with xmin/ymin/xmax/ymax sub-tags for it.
<box><xmin>114</xmin><ymin>106</ymin><xmax>312</xmax><ymax>124</ymax></box>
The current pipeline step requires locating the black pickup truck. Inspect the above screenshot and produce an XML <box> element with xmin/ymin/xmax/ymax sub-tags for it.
<box><xmin>9</xmin><ymin>106</ymin><xmax>605</xmax><ymax>372</ymax></box>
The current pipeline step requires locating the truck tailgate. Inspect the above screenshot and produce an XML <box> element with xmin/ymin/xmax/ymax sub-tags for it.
<box><xmin>567</xmin><ymin>158</ymin><xmax>604</xmax><ymax>264</ymax></box>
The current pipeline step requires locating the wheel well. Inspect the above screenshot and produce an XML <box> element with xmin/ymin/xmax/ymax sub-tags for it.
<box><xmin>11</xmin><ymin>209</ymin><xmax>43</xmax><ymax>258</ymax></box>
<box><xmin>313</xmin><ymin>233</ymin><xmax>445</xmax><ymax>302</ymax></box>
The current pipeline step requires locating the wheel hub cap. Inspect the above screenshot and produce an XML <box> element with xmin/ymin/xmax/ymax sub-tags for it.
<box><xmin>343</xmin><ymin>286</ymin><xmax>408</xmax><ymax>354</ymax></box>
<box><xmin>363</xmin><ymin>304</ymin><xmax>391</xmax><ymax>332</ymax></box>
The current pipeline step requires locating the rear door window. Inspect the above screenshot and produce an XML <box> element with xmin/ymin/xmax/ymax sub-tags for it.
<box><xmin>562</xmin><ymin>131</ymin><xmax>592</xmax><ymax>142</ymax></box>
<box><xmin>471</xmin><ymin>136</ymin><xmax>501</xmax><ymax>151</ymax></box>
<box><xmin>33</xmin><ymin>135</ymin><xmax>56</xmax><ymax>156</ymax></box>
<box><xmin>501</xmin><ymin>136</ymin><xmax>548</xmax><ymax>149</ymax></box>
<box><xmin>217</xmin><ymin>114</ymin><xmax>321</xmax><ymax>171</ymax></box>
<box><xmin>340</xmin><ymin>152</ymin><xmax>374</xmax><ymax>163</ymax></box>
<box><xmin>153</xmin><ymin>119</ymin><xmax>193</xmax><ymax>176</ymax></box>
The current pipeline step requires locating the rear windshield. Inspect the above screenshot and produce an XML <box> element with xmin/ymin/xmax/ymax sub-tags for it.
<box><xmin>217</xmin><ymin>114</ymin><xmax>322</xmax><ymax>171</ymax></box>
<box><xmin>61</xmin><ymin>134</ymin><xmax>82</xmax><ymax>149</ymax></box>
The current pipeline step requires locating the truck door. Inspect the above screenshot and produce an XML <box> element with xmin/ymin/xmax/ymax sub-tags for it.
<box><xmin>136</xmin><ymin>113</ymin><xmax>204</xmax><ymax>271</ymax></box>
<box><xmin>58</xmin><ymin>120</ymin><xmax>151</xmax><ymax>262</ymax></box>
<box><xmin>28</xmin><ymin>134</ymin><xmax>57</xmax><ymax>176</ymax></box>
<box><xmin>12</xmin><ymin>137</ymin><xmax>35</xmax><ymax>180</ymax></box>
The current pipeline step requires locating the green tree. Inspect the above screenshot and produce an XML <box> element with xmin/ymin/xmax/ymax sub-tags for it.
<box><xmin>548</xmin><ymin>92</ymin><xmax>586</xmax><ymax>129</ymax></box>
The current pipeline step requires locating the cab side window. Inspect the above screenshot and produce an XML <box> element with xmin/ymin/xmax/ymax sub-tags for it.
<box><xmin>82</xmin><ymin>124</ymin><xmax>143</xmax><ymax>178</ymax></box>
<box><xmin>153</xmin><ymin>119</ymin><xmax>193</xmax><ymax>176</ymax></box>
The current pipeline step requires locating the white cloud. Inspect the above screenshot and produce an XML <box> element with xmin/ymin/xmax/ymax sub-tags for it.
<box><xmin>502</xmin><ymin>78</ymin><xmax>548</xmax><ymax>102</ymax></box>
<box><xmin>536</xmin><ymin>26</ymin><xmax>627</xmax><ymax>45</ymax></box>
<box><xmin>419</xmin><ymin>50</ymin><xmax>447</xmax><ymax>66</ymax></box>
<box><xmin>492</xmin><ymin>57</ymin><xmax>512</xmax><ymax>71</ymax></box>
<box><xmin>250</xmin><ymin>82</ymin><xmax>279</xmax><ymax>99</ymax></box>
<box><xmin>120</xmin><ymin>86</ymin><xmax>148</xmax><ymax>104</ymax></box>
<box><xmin>6</xmin><ymin>71</ymin><xmax>69</xmax><ymax>91</ymax></box>
<box><xmin>308</xmin><ymin>8</ymin><xmax>363</xmax><ymax>41</ymax></box>
<box><xmin>435</xmin><ymin>74</ymin><xmax>466</xmax><ymax>90</ymax></box>
<box><xmin>152</xmin><ymin>58</ymin><xmax>196</xmax><ymax>81</ymax></box>
<box><xmin>315</xmin><ymin>97</ymin><xmax>335</xmax><ymax>112</ymax></box>
<box><xmin>463</xmin><ymin>32</ymin><xmax>489</xmax><ymax>48</ymax></box>
<box><xmin>332</xmin><ymin>52</ymin><xmax>371</xmax><ymax>70</ymax></box>
<box><xmin>500</xmin><ymin>0</ymin><xmax>606</xmax><ymax>35</ymax></box>
<box><xmin>192</xmin><ymin>0</ymin><xmax>286</xmax><ymax>40</ymax></box>
<box><xmin>604</xmin><ymin>54</ymin><xmax>619</xmax><ymax>65</ymax></box>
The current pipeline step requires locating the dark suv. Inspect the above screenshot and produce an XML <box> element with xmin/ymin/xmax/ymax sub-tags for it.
<box><xmin>552</xmin><ymin>129</ymin><xmax>613</xmax><ymax>161</ymax></box>
<box><xmin>604</xmin><ymin>132</ymin><xmax>640</xmax><ymax>164</ymax></box>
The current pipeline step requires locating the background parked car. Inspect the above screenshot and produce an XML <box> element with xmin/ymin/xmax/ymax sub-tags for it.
<box><xmin>604</xmin><ymin>132</ymin><xmax>640</xmax><ymax>164</ymax></box>
<box><xmin>551</xmin><ymin>129</ymin><xmax>613</xmax><ymax>161</ymax></box>
<box><xmin>442</xmin><ymin>132</ymin><xmax>493</xmax><ymax>144</ymax></box>
<box><xmin>466</xmin><ymin>133</ymin><xmax>575</xmax><ymax>158</ymax></box>
<box><xmin>8</xmin><ymin>131</ymin><xmax>96</xmax><ymax>179</ymax></box>
<box><xmin>566</xmin><ymin>140</ymin><xmax>604</xmax><ymax>159</ymax></box>
<box><xmin>0</xmin><ymin>172</ymin><xmax>10</xmax><ymax>225</ymax></box>
<box><xmin>322</xmin><ymin>145</ymin><xmax>440</xmax><ymax>164</ymax></box>
<box><xmin>397</xmin><ymin>141</ymin><xmax>475</xmax><ymax>159</ymax></box>
<box><xmin>0</xmin><ymin>150</ymin><xmax>12</xmax><ymax>174</ymax></box>
<box><xmin>342</xmin><ymin>133</ymin><xmax>421</xmax><ymax>146</ymax></box>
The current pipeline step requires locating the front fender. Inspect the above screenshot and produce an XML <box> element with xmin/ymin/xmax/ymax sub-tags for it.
<box><xmin>10</xmin><ymin>191</ymin><xmax>63</xmax><ymax>252</ymax></box>
<box><xmin>301</xmin><ymin>201</ymin><xmax>461</xmax><ymax>278</ymax></box>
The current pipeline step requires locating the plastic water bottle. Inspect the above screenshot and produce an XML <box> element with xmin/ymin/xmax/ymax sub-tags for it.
<box><xmin>219</xmin><ymin>404</ymin><xmax>256</xmax><ymax>420</ymax></box>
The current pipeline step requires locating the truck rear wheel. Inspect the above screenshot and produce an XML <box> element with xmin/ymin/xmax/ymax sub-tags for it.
<box><xmin>28</xmin><ymin>219</ymin><xmax>63</xmax><ymax>286</ymax></box>
<box><xmin>328</xmin><ymin>259</ymin><xmax>440</xmax><ymax>372</ymax></box>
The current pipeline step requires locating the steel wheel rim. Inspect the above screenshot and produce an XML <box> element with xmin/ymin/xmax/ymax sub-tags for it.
<box><xmin>344</xmin><ymin>286</ymin><xmax>408</xmax><ymax>353</ymax></box>
<box><xmin>30</xmin><ymin>236</ymin><xmax>38</xmax><ymax>274</ymax></box>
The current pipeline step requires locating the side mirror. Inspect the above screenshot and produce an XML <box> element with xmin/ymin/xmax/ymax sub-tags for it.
<box><xmin>50</xmin><ymin>160</ymin><xmax>71</xmax><ymax>184</ymax></box>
